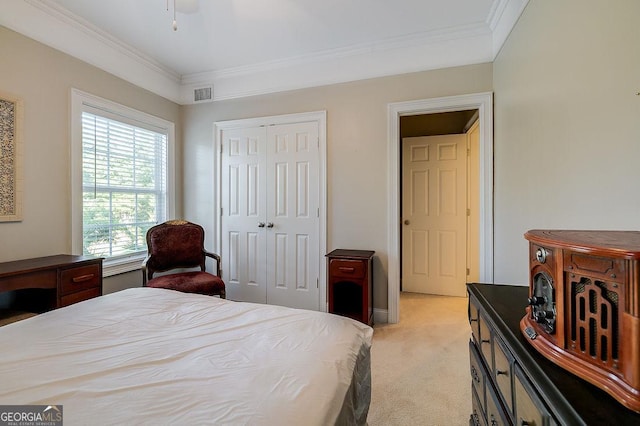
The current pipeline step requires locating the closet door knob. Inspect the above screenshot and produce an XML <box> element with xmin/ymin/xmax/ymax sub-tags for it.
<box><xmin>267</xmin><ymin>222</ymin><xmax>274</xmax><ymax>228</ymax></box>
<box><xmin>258</xmin><ymin>222</ymin><xmax>266</xmax><ymax>228</ymax></box>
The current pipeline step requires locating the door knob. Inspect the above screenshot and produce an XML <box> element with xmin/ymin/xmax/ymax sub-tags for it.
<box><xmin>258</xmin><ymin>222</ymin><xmax>266</xmax><ymax>228</ymax></box>
<box><xmin>267</xmin><ymin>222</ymin><xmax>274</xmax><ymax>228</ymax></box>
<box><xmin>404</xmin><ymin>220</ymin><xmax>410</xmax><ymax>225</ymax></box>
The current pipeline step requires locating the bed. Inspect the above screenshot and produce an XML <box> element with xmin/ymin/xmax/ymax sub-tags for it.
<box><xmin>0</xmin><ymin>287</ymin><xmax>373</xmax><ymax>425</ymax></box>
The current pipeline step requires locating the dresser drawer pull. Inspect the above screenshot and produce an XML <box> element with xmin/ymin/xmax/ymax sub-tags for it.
<box><xmin>338</xmin><ymin>267</ymin><xmax>356</xmax><ymax>273</ymax></box>
<box><xmin>72</xmin><ymin>274</ymin><xmax>95</xmax><ymax>283</ymax></box>
<box><xmin>496</xmin><ymin>370</ymin><xmax>508</xmax><ymax>376</ymax></box>
<box><xmin>481</xmin><ymin>338</ymin><xmax>490</xmax><ymax>344</ymax></box>
<box><xmin>519</xmin><ymin>419</ymin><xmax>530</xmax><ymax>426</ymax></box>
<box><xmin>470</xmin><ymin>317</ymin><xmax>478</xmax><ymax>322</ymax></box>
<box><xmin>471</xmin><ymin>366</ymin><xmax>480</xmax><ymax>383</ymax></box>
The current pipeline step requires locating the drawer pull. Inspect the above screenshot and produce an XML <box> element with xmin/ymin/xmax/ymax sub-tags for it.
<box><xmin>481</xmin><ymin>338</ymin><xmax>490</xmax><ymax>344</ymax></box>
<box><xmin>519</xmin><ymin>419</ymin><xmax>530</xmax><ymax>426</ymax></box>
<box><xmin>496</xmin><ymin>370</ymin><xmax>508</xmax><ymax>376</ymax></box>
<box><xmin>338</xmin><ymin>267</ymin><xmax>356</xmax><ymax>272</ymax></box>
<box><xmin>471</xmin><ymin>366</ymin><xmax>480</xmax><ymax>383</ymax></box>
<box><xmin>72</xmin><ymin>274</ymin><xmax>95</xmax><ymax>283</ymax></box>
<box><xmin>470</xmin><ymin>317</ymin><xmax>478</xmax><ymax>322</ymax></box>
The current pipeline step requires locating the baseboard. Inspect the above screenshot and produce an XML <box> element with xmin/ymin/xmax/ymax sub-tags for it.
<box><xmin>373</xmin><ymin>308</ymin><xmax>388</xmax><ymax>324</ymax></box>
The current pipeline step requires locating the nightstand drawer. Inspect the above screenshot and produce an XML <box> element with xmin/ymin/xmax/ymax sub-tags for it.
<box><xmin>60</xmin><ymin>263</ymin><xmax>101</xmax><ymax>295</ymax></box>
<box><xmin>329</xmin><ymin>259</ymin><xmax>365</xmax><ymax>279</ymax></box>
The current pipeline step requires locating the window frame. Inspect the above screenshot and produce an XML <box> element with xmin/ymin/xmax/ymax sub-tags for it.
<box><xmin>71</xmin><ymin>89</ymin><xmax>175</xmax><ymax>277</ymax></box>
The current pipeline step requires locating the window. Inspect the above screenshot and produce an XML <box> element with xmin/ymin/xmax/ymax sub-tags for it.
<box><xmin>72</xmin><ymin>90</ymin><xmax>174</xmax><ymax>276</ymax></box>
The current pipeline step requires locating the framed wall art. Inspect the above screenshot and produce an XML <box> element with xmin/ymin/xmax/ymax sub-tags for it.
<box><xmin>0</xmin><ymin>91</ymin><xmax>23</xmax><ymax>222</ymax></box>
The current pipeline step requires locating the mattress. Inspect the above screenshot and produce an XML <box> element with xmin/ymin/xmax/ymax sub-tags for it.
<box><xmin>0</xmin><ymin>288</ymin><xmax>373</xmax><ymax>425</ymax></box>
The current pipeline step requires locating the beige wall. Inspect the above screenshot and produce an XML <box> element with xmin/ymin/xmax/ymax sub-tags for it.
<box><xmin>0</xmin><ymin>27</ymin><xmax>182</xmax><ymax>293</ymax></box>
<box><xmin>493</xmin><ymin>0</ymin><xmax>640</xmax><ymax>284</ymax></box>
<box><xmin>182</xmin><ymin>64</ymin><xmax>493</xmax><ymax>310</ymax></box>
<box><xmin>11</xmin><ymin>0</ymin><xmax>635</xmax><ymax>309</ymax></box>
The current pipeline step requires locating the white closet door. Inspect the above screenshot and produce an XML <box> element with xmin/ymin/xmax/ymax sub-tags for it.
<box><xmin>265</xmin><ymin>122</ymin><xmax>320</xmax><ymax>310</ymax></box>
<box><xmin>221</xmin><ymin>126</ymin><xmax>268</xmax><ymax>303</ymax></box>
<box><xmin>220</xmin><ymin>120</ymin><xmax>321</xmax><ymax>310</ymax></box>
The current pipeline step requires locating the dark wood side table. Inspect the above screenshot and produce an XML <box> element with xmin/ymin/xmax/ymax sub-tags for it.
<box><xmin>326</xmin><ymin>249</ymin><xmax>374</xmax><ymax>325</ymax></box>
<box><xmin>0</xmin><ymin>255</ymin><xmax>103</xmax><ymax>324</ymax></box>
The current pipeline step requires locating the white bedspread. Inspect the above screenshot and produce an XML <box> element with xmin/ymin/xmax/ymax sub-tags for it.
<box><xmin>0</xmin><ymin>288</ymin><xmax>372</xmax><ymax>425</ymax></box>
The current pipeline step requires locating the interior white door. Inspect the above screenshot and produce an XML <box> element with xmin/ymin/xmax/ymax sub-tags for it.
<box><xmin>220</xmin><ymin>121</ymin><xmax>320</xmax><ymax>310</ymax></box>
<box><xmin>265</xmin><ymin>122</ymin><xmax>320</xmax><ymax>310</ymax></box>
<box><xmin>221</xmin><ymin>126</ymin><xmax>268</xmax><ymax>304</ymax></box>
<box><xmin>401</xmin><ymin>134</ymin><xmax>467</xmax><ymax>297</ymax></box>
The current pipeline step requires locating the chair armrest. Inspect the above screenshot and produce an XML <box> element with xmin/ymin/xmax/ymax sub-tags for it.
<box><xmin>141</xmin><ymin>255</ymin><xmax>151</xmax><ymax>286</ymax></box>
<box><xmin>204</xmin><ymin>250</ymin><xmax>222</xmax><ymax>277</ymax></box>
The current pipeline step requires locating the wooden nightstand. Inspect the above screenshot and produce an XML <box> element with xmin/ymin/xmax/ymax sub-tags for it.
<box><xmin>326</xmin><ymin>249</ymin><xmax>374</xmax><ymax>325</ymax></box>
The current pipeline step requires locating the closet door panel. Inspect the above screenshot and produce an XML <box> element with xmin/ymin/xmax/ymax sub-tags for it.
<box><xmin>221</xmin><ymin>126</ymin><xmax>268</xmax><ymax>303</ymax></box>
<box><xmin>266</xmin><ymin>122</ymin><xmax>320</xmax><ymax>310</ymax></box>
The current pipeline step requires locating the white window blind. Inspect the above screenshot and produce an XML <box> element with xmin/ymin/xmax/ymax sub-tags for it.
<box><xmin>81</xmin><ymin>111</ymin><xmax>168</xmax><ymax>261</ymax></box>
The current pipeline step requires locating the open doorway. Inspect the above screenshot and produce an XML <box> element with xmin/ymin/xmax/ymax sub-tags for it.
<box><xmin>400</xmin><ymin>110</ymin><xmax>479</xmax><ymax>297</ymax></box>
<box><xmin>386</xmin><ymin>92</ymin><xmax>494</xmax><ymax>324</ymax></box>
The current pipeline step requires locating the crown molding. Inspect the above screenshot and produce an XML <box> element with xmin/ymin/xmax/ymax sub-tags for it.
<box><xmin>490</xmin><ymin>0</ymin><xmax>530</xmax><ymax>58</ymax></box>
<box><xmin>182</xmin><ymin>22</ymin><xmax>490</xmax><ymax>85</ymax></box>
<box><xmin>1</xmin><ymin>0</ymin><xmax>182</xmax><ymax>103</ymax></box>
<box><xmin>180</xmin><ymin>26</ymin><xmax>494</xmax><ymax>103</ymax></box>
<box><xmin>2</xmin><ymin>0</ymin><xmax>528</xmax><ymax>105</ymax></box>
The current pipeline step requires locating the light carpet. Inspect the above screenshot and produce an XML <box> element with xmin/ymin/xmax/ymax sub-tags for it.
<box><xmin>367</xmin><ymin>292</ymin><xmax>471</xmax><ymax>426</ymax></box>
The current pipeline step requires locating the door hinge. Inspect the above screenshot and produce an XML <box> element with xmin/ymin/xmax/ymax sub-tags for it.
<box><xmin>220</xmin><ymin>144</ymin><xmax>223</xmax><ymax>154</ymax></box>
<box><xmin>467</xmin><ymin>148</ymin><xmax>470</xmax><ymax>156</ymax></box>
<box><xmin>317</xmin><ymin>207</ymin><xmax>319</xmax><ymax>218</ymax></box>
<box><xmin>221</xmin><ymin>207</ymin><xmax>223</xmax><ymax>216</ymax></box>
<box><xmin>317</xmin><ymin>278</ymin><xmax>319</xmax><ymax>288</ymax></box>
<box><xmin>467</xmin><ymin>268</ymin><xmax>470</xmax><ymax>276</ymax></box>
<box><xmin>467</xmin><ymin>208</ymin><xmax>471</xmax><ymax>216</ymax></box>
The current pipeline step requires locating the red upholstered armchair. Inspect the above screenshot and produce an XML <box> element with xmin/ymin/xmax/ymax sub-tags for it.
<box><xmin>141</xmin><ymin>220</ymin><xmax>226</xmax><ymax>298</ymax></box>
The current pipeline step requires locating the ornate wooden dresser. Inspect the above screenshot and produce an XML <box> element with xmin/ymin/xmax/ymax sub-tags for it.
<box><xmin>467</xmin><ymin>283</ymin><xmax>640</xmax><ymax>425</ymax></box>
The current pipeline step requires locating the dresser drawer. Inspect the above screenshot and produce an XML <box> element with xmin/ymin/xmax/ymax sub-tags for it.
<box><xmin>329</xmin><ymin>259</ymin><xmax>365</xmax><ymax>279</ymax></box>
<box><xmin>486</xmin><ymin>382</ymin><xmax>511</xmax><ymax>426</ymax></box>
<box><xmin>469</xmin><ymin>340</ymin><xmax>486</xmax><ymax>418</ymax></box>
<box><xmin>514</xmin><ymin>365</ymin><xmax>554</xmax><ymax>426</ymax></box>
<box><xmin>472</xmin><ymin>385</ymin><xmax>488</xmax><ymax>426</ymax></box>
<box><xmin>469</xmin><ymin>298</ymin><xmax>481</xmax><ymax>344</ymax></box>
<box><xmin>60</xmin><ymin>263</ymin><xmax>101</xmax><ymax>295</ymax></box>
<box><xmin>479</xmin><ymin>312</ymin><xmax>493</xmax><ymax>368</ymax></box>
<box><xmin>493</xmin><ymin>336</ymin><xmax>514</xmax><ymax>415</ymax></box>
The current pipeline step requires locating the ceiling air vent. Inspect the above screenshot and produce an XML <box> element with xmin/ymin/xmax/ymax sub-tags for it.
<box><xmin>193</xmin><ymin>86</ymin><xmax>213</xmax><ymax>103</ymax></box>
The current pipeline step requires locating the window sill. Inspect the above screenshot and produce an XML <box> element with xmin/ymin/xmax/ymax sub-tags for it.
<box><xmin>103</xmin><ymin>255</ymin><xmax>145</xmax><ymax>277</ymax></box>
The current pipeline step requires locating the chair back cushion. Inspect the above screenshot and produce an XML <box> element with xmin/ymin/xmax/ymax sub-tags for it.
<box><xmin>146</xmin><ymin>221</ymin><xmax>205</xmax><ymax>273</ymax></box>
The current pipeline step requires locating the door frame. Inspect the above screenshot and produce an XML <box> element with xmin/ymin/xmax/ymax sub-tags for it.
<box><xmin>213</xmin><ymin>111</ymin><xmax>328</xmax><ymax>311</ymax></box>
<box><xmin>387</xmin><ymin>92</ymin><xmax>494</xmax><ymax>323</ymax></box>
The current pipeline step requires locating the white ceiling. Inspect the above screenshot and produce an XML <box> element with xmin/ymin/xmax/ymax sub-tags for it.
<box><xmin>1</xmin><ymin>0</ymin><xmax>528</xmax><ymax>104</ymax></box>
